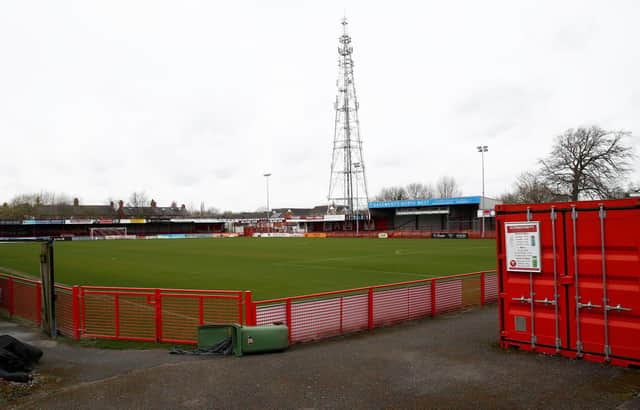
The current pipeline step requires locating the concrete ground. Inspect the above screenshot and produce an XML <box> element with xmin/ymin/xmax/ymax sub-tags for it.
<box><xmin>3</xmin><ymin>305</ymin><xmax>640</xmax><ymax>409</ymax></box>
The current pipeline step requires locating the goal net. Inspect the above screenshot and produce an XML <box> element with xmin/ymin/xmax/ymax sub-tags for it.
<box><xmin>89</xmin><ymin>227</ymin><xmax>129</xmax><ymax>240</ymax></box>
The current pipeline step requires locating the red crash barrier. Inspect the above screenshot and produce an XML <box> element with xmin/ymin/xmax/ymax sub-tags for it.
<box><xmin>251</xmin><ymin>271</ymin><xmax>497</xmax><ymax>344</ymax></box>
<box><xmin>0</xmin><ymin>270</ymin><xmax>498</xmax><ymax>346</ymax></box>
<box><xmin>0</xmin><ymin>273</ymin><xmax>41</xmax><ymax>326</ymax></box>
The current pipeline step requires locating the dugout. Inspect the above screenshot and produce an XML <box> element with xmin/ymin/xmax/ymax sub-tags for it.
<box><xmin>368</xmin><ymin>196</ymin><xmax>500</xmax><ymax>234</ymax></box>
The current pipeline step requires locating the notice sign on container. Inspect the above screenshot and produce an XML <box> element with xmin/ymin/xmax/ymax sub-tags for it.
<box><xmin>505</xmin><ymin>221</ymin><xmax>542</xmax><ymax>272</ymax></box>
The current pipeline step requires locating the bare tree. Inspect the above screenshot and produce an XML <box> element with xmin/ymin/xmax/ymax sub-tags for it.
<box><xmin>436</xmin><ymin>176</ymin><xmax>462</xmax><ymax>198</ymax></box>
<box><xmin>375</xmin><ymin>186</ymin><xmax>408</xmax><ymax>201</ymax></box>
<box><xmin>500</xmin><ymin>171</ymin><xmax>564</xmax><ymax>204</ymax></box>
<box><xmin>540</xmin><ymin>126</ymin><xmax>634</xmax><ymax>201</ymax></box>
<box><xmin>127</xmin><ymin>191</ymin><xmax>148</xmax><ymax>217</ymax></box>
<box><xmin>405</xmin><ymin>183</ymin><xmax>434</xmax><ymax>200</ymax></box>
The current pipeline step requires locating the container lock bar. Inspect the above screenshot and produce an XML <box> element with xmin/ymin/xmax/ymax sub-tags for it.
<box><xmin>577</xmin><ymin>301</ymin><xmax>602</xmax><ymax>309</ymax></box>
<box><xmin>605</xmin><ymin>304</ymin><xmax>632</xmax><ymax>312</ymax></box>
<box><xmin>529</xmin><ymin>271</ymin><xmax>536</xmax><ymax>349</ymax></box>
<box><xmin>599</xmin><ymin>203</ymin><xmax>610</xmax><ymax>362</ymax></box>
<box><xmin>571</xmin><ymin>205</ymin><xmax>582</xmax><ymax>357</ymax></box>
<box><xmin>550</xmin><ymin>206</ymin><xmax>560</xmax><ymax>353</ymax></box>
<box><xmin>512</xmin><ymin>296</ymin><xmax>532</xmax><ymax>304</ymax></box>
<box><xmin>534</xmin><ymin>297</ymin><xmax>557</xmax><ymax>306</ymax></box>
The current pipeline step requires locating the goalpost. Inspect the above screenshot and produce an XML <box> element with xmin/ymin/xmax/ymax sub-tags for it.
<box><xmin>89</xmin><ymin>227</ymin><xmax>128</xmax><ymax>240</ymax></box>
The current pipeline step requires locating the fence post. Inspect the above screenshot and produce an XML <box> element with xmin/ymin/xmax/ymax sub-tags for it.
<box><xmin>72</xmin><ymin>286</ymin><xmax>81</xmax><ymax>340</ymax></box>
<box><xmin>8</xmin><ymin>277</ymin><xmax>14</xmax><ymax>318</ymax></box>
<box><xmin>431</xmin><ymin>279</ymin><xmax>437</xmax><ymax>317</ymax></box>
<box><xmin>244</xmin><ymin>291</ymin><xmax>256</xmax><ymax>326</ymax></box>
<box><xmin>286</xmin><ymin>299</ymin><xmax>292</xmax><ymax>344</ymax></box>
<box><xmin>80</xmin><ymin>287</ymin><xmax>86</xmax><ymax>337</ymax></box>
<box><xmin>199</xmin><ymin>296</ymin><xmax>204</xmax><ymax>326</ymax></box>
<box><xmin>154</xmin><ymin>288</ymin><xmax>162</xmax><ymax>342</ymax></box>
<box><xmin>35</xmin><ymin>282</ymin><xmax>42</xmax><ymax>326</ymax></box>
<box><xmin>368</xmin><ymin>288</ymin><xmax>374</xmax><ymax>330</ymax></box>
<box><xmin>339</xmin><ymin>297</ymin><xmax>344</xmax><ymax>334</ymax></box>
<box><xmin>480</xmin><ymin>272</ymin><xmax>486</xmax><ymax>306</ymax></box>
<box><xmin>114</xmin><ymin>294</ymin><xmax>120</xmax><ymax>338</ymax></box>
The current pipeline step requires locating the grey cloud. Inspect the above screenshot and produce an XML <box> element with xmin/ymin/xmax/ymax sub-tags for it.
<box><xmin>552</xmin><ymin>21</ymin><xmax>598</xmax><ymax>53</ymax></box>
<box><xmin>211</xmin><ymin>167</ymin><xmax>236</xmax><ymax>180</ymax></box>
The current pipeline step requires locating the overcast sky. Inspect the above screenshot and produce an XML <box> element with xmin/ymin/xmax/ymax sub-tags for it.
<box><xmin>1</xmin><ymin>1</ymin><xmax>638</xmax><ymax>212</ymax></box>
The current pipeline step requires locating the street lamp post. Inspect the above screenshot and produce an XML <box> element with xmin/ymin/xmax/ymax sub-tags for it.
<box><xmin>476</xmin><ymin>146</ymin><xmax>488</xmax><ymax>238</ymax></box>
<box><xmin>263</xmin><ymin>173</ymin><xmax>271</xmax><ymax>234</ymax></box>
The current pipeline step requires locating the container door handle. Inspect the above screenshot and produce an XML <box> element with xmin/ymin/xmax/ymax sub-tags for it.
<box><xmin>605</xmin><ymin>304</ymin><xmax>632</xmax><ymax>312</ymax></box>
<box><xmin>577</xmin><ymin>301</ymin><xmax>602</xmax><ymax>309</ymax></box>
<box><xmin>512</xmin><ymin>296</ymin><xmax>532</xmax><ymax>304</ymax></box>
<box><xmin>534</xmin><ymin>297</ymin><xmax>557</xmax><ymax>306</ymax></box>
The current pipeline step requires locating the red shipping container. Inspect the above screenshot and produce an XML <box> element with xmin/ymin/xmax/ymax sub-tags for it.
<box><xmin>496</xmin><ymin>198</ymin><xmax>640</xmax><ymax>367</ymax></box>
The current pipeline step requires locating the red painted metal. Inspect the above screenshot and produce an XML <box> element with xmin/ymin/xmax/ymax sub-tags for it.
<box><xmin>72</xmin><ymin>286</ymin><xmax>81</xmax><ymax>340</ymax></box>
<box><xmin>35</xmin><ymin>283</ymin><xmax>42</xmax><ymax>325</ymax></box>
<box><xmin>367</xmin><ymin>288</ymin><xmax>374</xmax><ymax>330</ymax></box>
<box><xmin>244</xmin><ymin>291</ymin><xmax>255</xmax><ymax>326</ymax></box>
<box><xmin>497</xmin><ymin>198</ymin><xmax>640</xmax><ymax>367</ymax></box>
<box><xmin>154</xmin><ymin>288</ymin><xmax>162</xmax><ymax>342</ymax></box>
<box><xmin>8</xmin><ymin>277</ymin><xmax>14</xmax><ymax>316</ymax></box>
<box><xmin>11</xmin><ymin>277</ymin><xmax>40</xmax><ymax>324</ymax></box>
<box><xmin>253</xmin><ymin>271</ymin><xmax>496</xmax><ymax>344</ymax></box>
<box><xmin>430</xmin><ymin>280</ymin><xmax>437</xmax><ymax>317</ymax></box>
<box><xmin>286</xmin><ymin>299</ymin><xmax>292</xmax><ymax>344</ymax></box>
<box><xmin>78</xmin><ymin>286</ymin><xmax>244</xmax><ymax>344</ymax></box>
<box><xmin>54</xmin><ymin>285</ymin><xmax>75</xmax><ymax>338</ymax></box>
<box><xmin>0</xmin><ymin>269</ymin><xmax>497</xmax><ymax>346</ymax></box>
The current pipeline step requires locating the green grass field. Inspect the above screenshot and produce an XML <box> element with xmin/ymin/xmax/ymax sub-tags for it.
<box><xmin>0</xmin><ymin>238</ymin><xmax>496</xmax><ymax>301</ymax></box>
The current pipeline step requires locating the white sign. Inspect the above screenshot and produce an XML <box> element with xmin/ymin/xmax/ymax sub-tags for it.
<box><xmin>476</xmin><ymin>209</ymin><xmax>496</xmax><ymax>218</ymax></box>
<box><xmin>505</xmin><ymin>221</ymin><xmax>542</xmax><ymax>272</ymax></box>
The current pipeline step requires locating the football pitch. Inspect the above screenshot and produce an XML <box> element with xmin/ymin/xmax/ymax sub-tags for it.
<box><xmin>0</xmin><ymin>238</ymin><xmax>496</xmax><ymax>301</ymax></box>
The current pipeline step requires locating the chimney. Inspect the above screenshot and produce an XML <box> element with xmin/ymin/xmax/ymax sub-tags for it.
<box><xmin>73</xmin><ymin>198</ymin><xmax>79</xmax><ymax>207</ymax></box>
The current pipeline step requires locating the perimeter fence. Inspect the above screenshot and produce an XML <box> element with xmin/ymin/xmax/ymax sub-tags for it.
<box><xmin>0</xmin><ymin>271</ymin><xmax>497</xmax><ymax>345</ymax></box>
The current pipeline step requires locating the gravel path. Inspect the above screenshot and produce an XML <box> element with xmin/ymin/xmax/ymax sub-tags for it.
<box><xmin>3</xmin><ymin>306</ymin><xmax>640</xmax><ymax>409</ymax></box>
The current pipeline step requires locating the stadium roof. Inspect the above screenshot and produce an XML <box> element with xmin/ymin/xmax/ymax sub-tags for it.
<box><xmin>368</xmin><ymin>196</ymin><xmax>484</xmax><ymax>209</ymax></box>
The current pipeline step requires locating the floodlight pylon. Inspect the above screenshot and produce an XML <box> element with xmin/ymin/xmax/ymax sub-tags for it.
<box><xmin>327</xmin><ymin>18</ymin><xmax>370</xmax><ymax>220</ymax></box>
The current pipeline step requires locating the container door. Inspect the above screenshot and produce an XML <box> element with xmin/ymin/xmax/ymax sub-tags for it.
<box><xmin>499</xmin><ymin>207</ymin><xmax>569</xmax><ymax>351</ymax></box>
<box><xmin>565</xmin><ymin>205</ymin><xmax>640</xmax><ymax>362</ymax></box>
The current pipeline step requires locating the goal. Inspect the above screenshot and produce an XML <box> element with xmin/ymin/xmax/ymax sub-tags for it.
<box><xmin>89</xmin><ymin>227</ymin><xmax>128</xmax><ymax>240</ymax></box>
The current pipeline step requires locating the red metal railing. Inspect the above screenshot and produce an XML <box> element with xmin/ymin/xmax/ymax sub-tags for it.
<box><xmin>0</xmin><ymin>274</ymin><xmax>246</xmax><ymax>344</ymax></box>
<box><xmin>80</xmin><ymin>286</ymin><xmax>245</xmax><ymax>344</ymax></box>
<box><xmin>0</xmin><ymin>270</ymin><xmax>497</xmax><ymax>346</ymax></box>
<box><xmin>0</xmin><ymin>273</ymin><xmax>41</xmax><ymax>325</ymax></box>
<box><xmin>251</xmin><ymin>271</ymin><xmax>497</xmax><ymax>344</ymax></box>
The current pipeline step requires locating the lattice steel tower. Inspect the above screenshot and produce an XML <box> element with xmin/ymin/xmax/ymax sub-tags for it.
<box><xmin>327</xmin><ymin>18</ymin><xmax>370</xmax><ymax>219</ymax></box>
